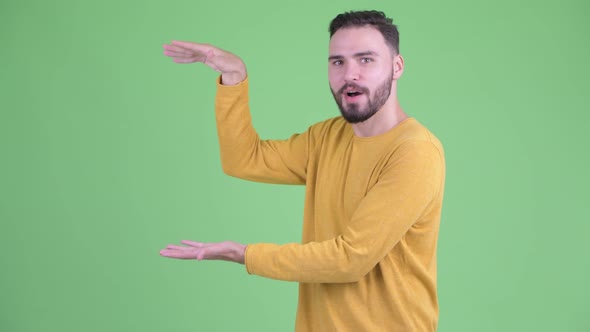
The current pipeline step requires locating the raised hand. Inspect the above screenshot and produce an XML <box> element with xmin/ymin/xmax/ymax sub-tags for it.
<box><xmin>160</xmin><ymin>240</ymin><xmax>247</xmax><ymax>264</ymax></box>
<box><xmin>163</xmin><ymin>40</ymin><xmax>247</xmax><ymax>85</ymax></box>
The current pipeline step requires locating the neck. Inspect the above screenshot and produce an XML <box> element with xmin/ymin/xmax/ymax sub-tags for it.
<box><xmin>351</xmin><ymin>95</ymin><xmax>408</xmax><ymax>137</ymax></box>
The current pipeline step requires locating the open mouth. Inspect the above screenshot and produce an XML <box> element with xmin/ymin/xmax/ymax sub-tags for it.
<box><xmin>343</xmin><ymin>89</ymin><xmax>364</xmax><ymax>102</ymax></box>
<box><xmin>346</xmin><ymin>91</ymin><xmax>362</xmax><ymax>97</ymax></box>
<box><xmin>339</xmin><ymin>83</ymin><xmax>367</xmax><ymax>101</ymax></box>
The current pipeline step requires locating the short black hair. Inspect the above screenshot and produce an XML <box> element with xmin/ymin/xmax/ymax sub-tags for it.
<box><xmin>329</xmin><ymin>10</ymin><xmax>400</xmax><ymax>55</ymax></box>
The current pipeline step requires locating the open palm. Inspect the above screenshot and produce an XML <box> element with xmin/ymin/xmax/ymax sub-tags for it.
<box><xmin>160</xmin><ymin>240</ymin><xmax>246</xmax><ymax>264</ymax></box>
<box><xmin>163</xmin><ymin>40</ymin><xmax>246</xmax><ymax>85</ymax></box>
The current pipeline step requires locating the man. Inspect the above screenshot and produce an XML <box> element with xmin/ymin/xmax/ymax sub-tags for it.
<box><xmin>160</xmin><ymin>10</ymin><xmax>445</xmax><ymax>331</ymax></box>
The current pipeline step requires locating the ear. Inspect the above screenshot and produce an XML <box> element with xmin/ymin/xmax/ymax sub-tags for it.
<box><xmin>392</xmin><ymin>54</ymin><xmax>404</xmax><ymax>80</ymax></box>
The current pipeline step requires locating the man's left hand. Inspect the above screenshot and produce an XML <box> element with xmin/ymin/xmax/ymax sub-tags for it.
<box><xmin>160</xmin><ymin>240</ymin><xmax>246</xmax><ymax>264</ymax></box>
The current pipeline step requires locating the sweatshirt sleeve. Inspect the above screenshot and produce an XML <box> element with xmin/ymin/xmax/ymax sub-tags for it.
<box><xmin>244</xmin><ymin>140</ymin><xmax>445</xmax><ymax>283</ymax></box>
<box><xmin>215</xmin><ymin>76</ymin><xmax>311</xmax><ymax>185</ymax></box>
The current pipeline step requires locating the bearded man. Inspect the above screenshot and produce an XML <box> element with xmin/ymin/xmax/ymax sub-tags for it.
<box><xmin>160</xmin><ymin>10</ymin><xmax>446</xmax><ymax>331</ymax></box>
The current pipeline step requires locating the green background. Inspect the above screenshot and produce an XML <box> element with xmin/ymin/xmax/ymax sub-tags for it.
<box><xmin>1</xmin><ymin>0</ymin><xmax>589</xmax><ymax>331</ymax></box>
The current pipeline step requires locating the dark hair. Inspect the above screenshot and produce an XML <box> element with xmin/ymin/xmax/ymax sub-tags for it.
<box><xmin>329</xmin><ymin>10</ymin><xmax>399</xmax><ymax>55</ymax></box>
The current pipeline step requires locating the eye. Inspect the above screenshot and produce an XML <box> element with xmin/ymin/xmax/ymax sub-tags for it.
<box><xmin>360</xmin><ymin>57</ymin><xmax>373</xmax><ymax>64</ymax></box>
<box><xmin>332</xmin><ymin>60</ymin><xmax>343</xmax><ymax>66</ymax></box>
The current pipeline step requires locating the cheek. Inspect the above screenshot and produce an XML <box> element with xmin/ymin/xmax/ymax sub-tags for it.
<box><xmin>367</xmin><ymin>67</ymin><xmax>392</xmax><ymax>89</ymax></box>
<box><xmin>366</xmin><ymin>66</ymin><xmax>387</xmax><ymax>80</ymax></box>
<box><xmin>328</xmin><ymin>72</ymin><xmax>340</xmax><ymax>91</ymax></box>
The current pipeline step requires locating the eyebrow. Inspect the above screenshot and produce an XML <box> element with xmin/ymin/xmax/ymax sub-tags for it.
<box><xmin>328</xmin><ymin>51</ymin><xmax>379</xmax><ymax>61</ymax></box>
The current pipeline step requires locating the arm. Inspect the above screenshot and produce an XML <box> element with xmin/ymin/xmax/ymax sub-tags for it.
<box><xmin>163</xmin><ymin>40</ymin><xmax>310</xmax><ymax>184</ymax></box>
<box><xmin>214</xmin><ymin>79</ymin><xmax>312</xmax><ymax>184</ymax></box>
<box><xmin>158</xmin><ymin>40</ymin><xmax>309</xmax><ymax>263</ymax></box>
<box><xmin>245</xmin><ymin>140</ymin><xmax>444</xmax><ymax>283</ymax></box>
<box><xmin>160</xmin><ymin>141</ymin><xmax>444</xmax><ymax>283</ymax></box>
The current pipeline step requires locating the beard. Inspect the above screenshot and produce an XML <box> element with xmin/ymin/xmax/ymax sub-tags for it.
<box><xmin>331</xmin><ymin>71</ymin><xmax>393</xmax><ymax>124</ymax></box>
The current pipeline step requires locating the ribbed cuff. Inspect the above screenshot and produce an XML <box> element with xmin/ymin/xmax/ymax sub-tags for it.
<box><xmin>216</xmin><ymin>75</ymin><xmax>248</xmax><ymax>88</ymax></box>
<box><xmin>244</xmin><ymin>243</ymin><xmax>257</xmax><ymax>275</ymax></box>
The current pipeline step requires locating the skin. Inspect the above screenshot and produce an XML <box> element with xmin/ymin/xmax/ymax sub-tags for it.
<box><xmin>328</xmin><ymin>26</ymin><xmax>408</xmax><ymax>137</ymax></box>
<box><xmin>159</xmin><ymin>26</ymin><xmax>408</xmax><ymax>263</ymax></box>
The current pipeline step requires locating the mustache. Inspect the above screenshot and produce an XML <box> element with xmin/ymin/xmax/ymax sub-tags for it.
<box><xmin>338</xmin><ymin>83</ymin><xmax>369</xmax><ymax>95</ymax></box>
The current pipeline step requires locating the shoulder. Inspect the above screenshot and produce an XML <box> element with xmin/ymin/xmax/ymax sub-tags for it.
<box><xmin>394</xmin><ymin>118</ymin><xmax>445</xmax><ymax>159</ymax></box>
<box><xmin>374</xmin><ymin>119</ymin><xmax>446</xmax><ymax>179</ymax></box>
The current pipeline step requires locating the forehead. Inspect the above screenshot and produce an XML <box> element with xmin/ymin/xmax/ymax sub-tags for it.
<box><xmin>329</xmin><ymin>26</ymin><xmax>389</xmax><ymax>56</ymax></box>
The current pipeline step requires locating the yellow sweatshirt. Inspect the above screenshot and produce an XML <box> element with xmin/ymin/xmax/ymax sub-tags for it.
<box><xmin>215</xmin><ymin>77</ymin><xmax>446</xmax><ymax>332</ymax></box>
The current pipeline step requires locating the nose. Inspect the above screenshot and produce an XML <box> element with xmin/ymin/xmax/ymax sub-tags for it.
<box><xmin>343</xmin><ymin>62</ymin><xmax>360</xmax><ymax>82</ymax></box>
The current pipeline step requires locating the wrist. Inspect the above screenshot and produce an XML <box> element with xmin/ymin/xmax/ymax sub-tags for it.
<box><xmin>234</xmin><ymin>243</ymin><xmax>247</xmax><ymax>264</ymax></box>
<box><xmin>221</xmin><ymin>67</ymin><xmax>247</xmax><ymax>85</ymax></box>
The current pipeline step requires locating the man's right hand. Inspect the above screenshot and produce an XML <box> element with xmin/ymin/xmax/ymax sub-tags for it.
<box><xmin>163</xmin><ymin>40</ymin><xmax>247</xmax><ymax>85</ymax></box>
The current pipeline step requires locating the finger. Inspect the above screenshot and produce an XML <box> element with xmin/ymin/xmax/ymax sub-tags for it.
<box><xmin>181</xmin><ymin>240</ymin><xmax>206</xmax><ymax>247</ymax></box>
<box><xmin>172</xmin><ymin>57</ymin><xmax>202</xmax><ymax>64</ymax></box>
<box><xmin>163</xmin><ymin>50</ymin><xmax>194</xmax><ymax>58</ymax></box>
<box><xmin>162</xmin><ymin>43</ymin><xmax>192</xmax><ymax>53</ymax></box>
<box><xmin>170</xmin><ymin>40</ymin><xmax>211</xmax><ymax>53</ymax></box>
<box><xmin>162</xmin><ymin>45</ymin><xmax>194</xmax><ymax>57</ymax></box>
<box><xmin>159</xmin><ymin>249</ymin><xmax>196</xmax><ymax>259</ymax></box>
<box><xmin>195</xmin><ymin>247</ymin><xmax>207</xmax><ymax>260</ymax></box>
<box><xmin>165</xmin><ymin>244</ymin><xmax>190</xmax><ymax>250</ymax></box>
